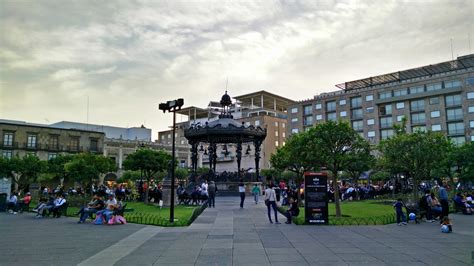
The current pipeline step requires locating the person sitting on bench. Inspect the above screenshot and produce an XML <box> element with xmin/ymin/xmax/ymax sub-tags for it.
<box><xmin>7</xmin><ymin>193</ymin><xmax>18</xmax><ymax>214</ymax></box>
<box><xmin>17</xmin><ymin>192</ymin><xmax>32</xmax><ymax>213</ymax></box>
<box><xmin>285</xmin><ymin>197</ymin><xmax>300</xmax><ymax>224</ymax></box>
<box><xmin>51</xmin><ymin>194</ymin><xmax>67</xmax><ymax>218</ymax></box>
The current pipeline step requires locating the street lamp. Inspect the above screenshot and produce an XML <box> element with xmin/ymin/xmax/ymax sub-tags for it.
<box><xmin>159</xmin><ymin>98</ymin><xmax>184</xmax><ymax>223</ymax></box>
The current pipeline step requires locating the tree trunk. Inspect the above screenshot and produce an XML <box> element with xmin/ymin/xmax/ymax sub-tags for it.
<box><xmin>14</xmin><ymin>174</ymin><xmax>20</xmax><ymax>193</ymax></box>
<box><xmin>144</xmin><ymin>178</ymin><xmax>149</xmax><ymax>204</ymax></box>
<box><xmin>297</xmin><ymin>171</ymin><xmax>303</xmax><ymax>207</ymax></box>
<box><xmin>333</xmin><ymin>171</ymin><xmax>341</xmax><ymax>218</ymax></box>
<box><xmin>412</xmin><ymin>177</ymin><xmax>419</xmax><ymax>205</ymax></box>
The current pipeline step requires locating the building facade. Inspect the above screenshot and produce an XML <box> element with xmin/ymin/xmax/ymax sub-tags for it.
<box><xmin>0</xmin><ymin>120</ymin><xmax>105</xmax><ymax>160</ymax></box>
<box><xmin>50</xmin><ymin>121</ymin><xmax>152</xmax><ymax>141</ymax></box>
<box><xmin>157</xmin><ymin>91</ymin><xmax>294</xmax><ymax>172</ymax></box>
<box><xmin>288</xmin><ymin>54</ymin><xmax>474</xmax><ymax>145</ymax></box>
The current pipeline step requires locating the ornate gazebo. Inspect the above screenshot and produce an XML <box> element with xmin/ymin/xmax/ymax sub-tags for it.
<box><xmin>184</xmin><ymin>91</ymin><xmax>267</xmax><ymax>179</ymax></box>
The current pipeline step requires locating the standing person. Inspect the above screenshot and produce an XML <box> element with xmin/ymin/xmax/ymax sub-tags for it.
<box><xmin>208</xmin><ymin>181</ymin><xmax>216</xmax><ymax>208</ymax></box>
<box><xmin>238</xmin><ymin>179</ymin><xmax>245</xmax><ymax>208</ymax></box>
<box><xmin>393</xmin><ymin>198</ymin><xmax>407</xmax><ymax>225</ymax></box>
<box><xmin>264</xmin><ymin>184</ymin><xmax>280</xmax><ymax>224</ymax></box>
<box><xmin>252</xmin><ymin>184</ymin><xmax>261</xmax><ymax>204</ymax></box>
<box><xmin>438</xmin><ymin>181</ymin><xmax>449</xmax><ymax>221</ymax></box>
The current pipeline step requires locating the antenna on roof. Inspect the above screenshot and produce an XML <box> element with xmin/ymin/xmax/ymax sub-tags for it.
<box><xmin>225</xmin><ymin>77</ymin><xmax>228</xmax><ymax>92</ymax></box>
<box><xmin>450</xmin><ymin>38</ymin><xmax>454</xmax><ymax>60</ymax></box>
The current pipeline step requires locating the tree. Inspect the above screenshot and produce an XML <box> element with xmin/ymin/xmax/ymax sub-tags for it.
<box><xmin>43</xmin><ymin>154</ymin><xmax>74</xmax><ymax>186</ymax></box>
<box><xmin>0</xmin><ymin>157</ymin><xmax>14</xmax><ymax>178</ymax></box>
<box><xmin>175</xmin><ymin>168</ymin><xmax>189</xmax><ymax>180</ymax></box>
<box><xmin>378</xmin><ymin>130</ymin><xmax>451</xmax><ymax>203</ymax></box>
<box><xmin>119</xmin><ymin>170</ymin><xmax>142</xmax><ymax>183</ymax></box>
<box><xmin>65</xmin><ymin>153</ymin><xmax>116</xmax><ymax>189</ymax></box>
<box><xmin>123</xmin><ymin>148</ymin><xmax>172</xmax><ymax>203</ymax></box>
<box><xmin>450</xmin><ymin>142</ymin><xmax>474</xmax><ymax>182</ymax></box>
<box><xmin>10</xmin><ymin>155</ymin><xmax>47</xmax><ymax>192</ymax></box>
<box><xmin>344</xmin><ymin>148</ymin><xmax>375</xmax><ymax>200</ymax></box>
<box><xmin>270</xmin><ymin>133</ymin><xmax>316</xmax><ymax>183</ymax></box>
<box><xmin>306</xmin><ymin>120</ymin><xmax>372</xmax><ymax>217</ymax></box>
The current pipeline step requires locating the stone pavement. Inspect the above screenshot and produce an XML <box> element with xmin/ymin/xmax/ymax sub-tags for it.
<box><xmin>0</xmin><ymin>196</ymin><xmax>473</xmax><ymax>265</ymax></box>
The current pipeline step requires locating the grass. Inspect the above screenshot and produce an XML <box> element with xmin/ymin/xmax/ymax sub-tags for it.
<box><xmin>279</xmin><ymin>200</ymin><xmax>396</xmax><ymax>225</ymax></box>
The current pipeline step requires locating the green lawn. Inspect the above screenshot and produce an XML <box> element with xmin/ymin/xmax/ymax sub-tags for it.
<box><xmin>280</xmin><ymin>200</ymin><xmax>396</xmax><ymax>225</ymax></box>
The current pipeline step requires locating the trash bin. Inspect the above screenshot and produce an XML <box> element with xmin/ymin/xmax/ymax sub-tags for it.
<box><xmin>0</xmin><ymin>193</ymin><xmax>7</xmax><ymax>212</ymax></box>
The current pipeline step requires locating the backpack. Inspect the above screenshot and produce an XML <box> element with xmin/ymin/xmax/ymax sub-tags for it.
<box><xmin>94</xmin><ymin>213</ymin><xmax>105</xmax><ymax>225</ymax></box>
<box><xmin>419</xmin><ymin>195</ymin><xmax>428</xmax><ymax>210</ymax></box>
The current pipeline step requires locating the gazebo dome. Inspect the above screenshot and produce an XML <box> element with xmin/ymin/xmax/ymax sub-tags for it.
<box><xmin>220</xmin><ymin>91</ymin><xmax>232</xmax><ymax>107</ymax></box>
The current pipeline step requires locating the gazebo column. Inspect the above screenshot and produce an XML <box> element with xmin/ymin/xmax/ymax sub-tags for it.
<box><xmin>212</xmin><ymin>143</ymin><xmax>217</xmax><ymax>173</ymax></box>
<box><xmin>254</xmin><ymin>139</ymin><xmax>262</xmax><ymax>181</ymax></box>
<box><xmin>190</xmin><ymin>142</ymin><xmax>198</xmax><ymax>175</ymax></box>
<box><xmin>236</xmin><ymin>141</ymin><xmax>242</xmax><ymax>178</ymax></box>
<box><xmin>208</xmin><ymin>143</ymin><xmax>214</xmax><ymax>171</ymax></box>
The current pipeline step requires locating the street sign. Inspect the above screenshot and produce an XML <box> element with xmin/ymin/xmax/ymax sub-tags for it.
<box><xmin>304</xmin><ymin>172</ymin><xmax>328</xmax><ymax>225</ymax></box>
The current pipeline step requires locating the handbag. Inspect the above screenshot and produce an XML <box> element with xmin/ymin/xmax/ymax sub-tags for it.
<box><xmin>265</xmin><ymin>199</ymin><xmax>269</xmax><ymax>206</ymax></box>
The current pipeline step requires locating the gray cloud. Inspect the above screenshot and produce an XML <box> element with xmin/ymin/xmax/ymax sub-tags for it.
<box><xmin>1</xmin><ymin>0</ymin><xmax>473</xmax><ymax>138</ymax></box>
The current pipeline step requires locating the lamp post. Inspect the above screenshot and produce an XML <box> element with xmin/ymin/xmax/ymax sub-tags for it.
<box><xmin>159</xmin><ymin>98</ymin><xmax>184</xmax><ymax>223</ymax></box>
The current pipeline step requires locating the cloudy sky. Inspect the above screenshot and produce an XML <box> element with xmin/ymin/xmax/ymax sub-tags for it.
<box><xmin>1</xmin><ymin>0</ymin><xmax>473</xmax><ymax>139</ymax></box>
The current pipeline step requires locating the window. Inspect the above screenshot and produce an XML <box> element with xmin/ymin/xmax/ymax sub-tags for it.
<box><xmin>3</xmin><ymin>132</ymin><xmax>14</xmax><ymax>146</ymax></box>
<box><xmin>378</xmin><ymin>91</ymin><xmax>392</xmax><ymax>99</ymax></box>
<box><xmin>367</xmin><ymin>131</ymin><xmax>375</xmax><ymax>138</ymax></box>
<box><xmin>426</xmin><ymin>83</ymin><xmax>442</xmax><ymax>91</ymax></box>
<box><xmin>303</xmin><ymin>105</ymin><xmax>312</xmax><ymax>115</ymax></box>
<box><xmin>48</xmin><ymin>153</ymin><xmax>57</xmax><ymax>160</ymax></box>
<box><xmin>275</xmin><ymin>141</ymin><xmax>279</xmax><ymax>147</ymax></box>
<box><xmin>282</xmin><ymin>141</ymin><xmax>286</xmax><ymax>146</ymax></box>
<box><xmin>303</xmin><ymin>116</ymin><xmax>313</xmax><ymax>126</ymax></box>
<box><xmin>326</xmin><ymin>101</ymin><xmax>336</xmax><ymax>112</ymax></box>
<box><xmin>2</xmin><ymin>150</ymin><xmax>12</xmax><ymax>159</ymax></box>
<box><xmin>291</xmin><ymin>107</ymin><xmax>298</xmax><ymax>113</ymax></box>
<box><xmin>168</xmin><ymin>134</ymin><xmax>171</xmax><ymax>139</ymax></box>
<box><xmin>275</xmin><ymin>131</ymin><xmax>279</xmax><ymax>137</ymax></box>
<box><xmin>445</xmin><ymin>94</ymin><xmax>462</xmax><ymax>107</ymax></box>
<box><xmin>430</xmin><ymin>111</ymin><xmax>440</xmax><ymax>118</ymax></box>
<box><xmin>282</xmin><ymin>123</ymin><xmax>286</xmax><ymax>128</ymax></box>
<box><xmin>411</xmin><ymin>113</ymin><xmax>426</xmax><ymax>124</ymax></box>
<box><xmin>429</xmin><ymin>97</ymin><xmax>439</xmax><ymax>105</ymax></box>
<box><xmin>90</xmin><ymin>139</ymin><xmax>98</xmax><ymax>152</ymax></box>
<box><xmin>451</xmin><ymin>136</ymin><xmax>466</xmax><ymax>146</ymax></box>
<box><xmin>447</xmin><ymin>108</ymin><xmax>463</xmax><ymax>121</ymax></box>
<box><xmin>351</xmin><ymin>97</ymin><xmax>362</xmax><ymax>108</ymax></box>
<box><xmin>431</xmin><ymin>124</ymin><xmax>441</xmax><ymax>131</ymax></box>
<box><xmin>410</xmin><ymin>99</ymin><xmax>425</xmax><ymax>112</ymax></box>
<box><xmin>180</xmin><ymin>140</ymin><xmax>185</xmax><ymax>145</ymax></box>
<box><xmin>315</xmin><ymin>103</ymin><xmax>322</xmax><ymax>110</ymax></box>
<box><xmin>326</xmin><ymin>112</ymin><xmax>337</xmax><ymax>121</ymax></box>
<box><xmin>274</xmin><ymin>121</ymin><xmax>279</xmax><ymax>127</ymax></box>
<box><xmin>396</xmin><ymin>102</ymin><xmax>405</xmax><ymax>109</ymax></box>
<box><xmin>352</xmin><ymin>120</ymin><xmax>363</xmax><ymax>131</ymax></box>
<box><xmin>340</xmin><ymin>111</ymin><xmax>347</xmax><ymax>117</ymax></box>
<box><xmin>448</xmin><ymin>122</ymin><xmax>464</xmax><ymax>135</ymax></box>
<box><xmin>412</xmin><ymin>126</ymin><xmax>427</xmax><ymax>132</ymax></box>
<box><xmin>468</xmin><ymin>92</ymin><xmax>474</xmax><ymax>99</ymax></box>
<box><xmin>351</xmin><ymin>108</ymin><xmax>363</xmax><ymax>120</ymax></box>
<box><xmin>316</xmin><ymin>114</ymin><xmax>323</xmax><ymax>120</ymax></box>
<box><xmin>409</xmin><ymin>86</ymin><xmax>424</xmax><ymax>94</ymax></box>
<box><xmin>470</xmin><ymin>121</ymin><xmax>474</xmax><ymax>128</ymax></box>
<box><xmin>367</xmin><ymin>119</ymin><xmax>375</xmax><ymax>126</ymax></box>
<box><xmin>291</xmin><ymin>118</ymin><xmax>298</xmax><ymax>123</ymax></box>
<box><xmin>27</xmin><ymin>134</ymin><xmax>37</xmax><ymax>148</ymax></box>
<box><xmin>291</xmin><ymin>128</ymin><xmax>299</xmax><ymax>134</ymax></box>
<box><xmin>69</xmin><ymin>137</ymin><xmax>79</xmax><ymax>151</ymax></box>
<box><xmin>444</xmin><ymin>80</ymin><xmax>461</xmax><ymax>89</ymax></box>
<box><xmin>366</xmin><ymin>95</ymin><xmax>374</xmax><ymax>101</ymax></box>
<box><xmin>339</xmin><ymin>99</ymin><xmax>346</xmax><ymax>105</ymax></box>
<box><xmin>282</xmin><ymin>132</ymin><xmax>286</xmax><ymax>138</ymax></box>
<box><xmin>161</xmin><ymin>135</ymin><xmax>165</xmax><ymax>140</ymax></box>
<box><xmin>381</xmin><ymin>129</ymin><xmax>394</xmax><ymax>140</ymax></box>
<box><xmin>255</xmin><ymin>120</ymin><xmax>260</xmax><ymax>126</ymax></box>
<box><xmin>394</xmin><ymin>89</ymin><xmax>408</xmax><ymax>97</ymax></box>
<box><xmin>469</xmin><ymin>106</ymin><xmax>474</xmax><ymax>113</ymax></box>
<box><xmin>380</xmin><ymin>117</ymin><xmax>393</xmax><ymax>128</ymax></box>
<box><xmin>467</xmin><ymin>77</ymin><xmax>474</xmax><ymax>85</ymax></box>
<box><xmin>366</xmin><ymin>107</ymin><xmax>374</xmax><ymax>113</ymax></box>
<box><xmin>379</xmin><ymin>104</ymin><xmax>392</xmax><ymax>116</ymax></box>
<box><xmin>396</xmin><ymin>115</ymin><xmax>405</xmax><ymax>122</ymax></box>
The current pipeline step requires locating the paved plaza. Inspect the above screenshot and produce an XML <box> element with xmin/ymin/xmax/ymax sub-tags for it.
<box><xmin>0</xmin><ymin>197</ymin><xmax>473</xmax><ymax>266</ymax></box>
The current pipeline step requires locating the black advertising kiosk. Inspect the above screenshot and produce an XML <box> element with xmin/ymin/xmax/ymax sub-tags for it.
<box><xmin>304</xmin><ymin>172</ymin><xmax>329</xmax><ymax>224</ymax></box>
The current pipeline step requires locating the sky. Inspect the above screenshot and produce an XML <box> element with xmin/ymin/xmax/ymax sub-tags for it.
<box><xmin>1</xmin><ymin>0</ymin><xmax>473</xmax><ymax>139</ymax></box>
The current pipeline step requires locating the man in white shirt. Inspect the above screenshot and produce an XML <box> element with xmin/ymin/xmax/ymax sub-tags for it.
<box><xmin>264</xmin><ymin>184</ymin><xmax>280</xmax><ymax>224</ymax></box>
<box><xmin>52</xmin><ymin>194</ymin><xmax>67</xmax><ymax>218</ymax></box>
<box><xmin>7</xmin><ymin>193</ymin><xmax>18</xmax><ymax>214</ymax></box>
<box><xmin>239</xmin><ymin>179</ymin><xmax>246</xmax><ymax>208</ymax></box>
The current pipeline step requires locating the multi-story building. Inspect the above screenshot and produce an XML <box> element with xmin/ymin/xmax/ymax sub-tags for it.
<box><xmin>157</xmin><ymin>90</ymin><xmax>295</xmax><ymax>172</ymax></box>
<box><xmin>50</xmin><ymin>121</ymin><xmax>151</xmax><ymax>141</ymax></box>
<box><xmin>0</xmin><ymin>119</ymin><xmax>105</xmax><ymax>160</ymax></box>
<box><xmin>288</xmin><ymin>54</ymin><xmax>474</xmax><ymax>145</ymax></box>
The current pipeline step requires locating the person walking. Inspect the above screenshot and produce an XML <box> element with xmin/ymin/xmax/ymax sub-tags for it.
<box><xmin>438</xmin><ymin>181</ymin><xmax>449</xmax><ymax>221</ymax></box>
<box><xmin>238</xmin><ymin>179</ymin><xmax>245</xmax><ymax>208</ymax></box>
<box><xmin>264</xmin><ymin>184</ymin><xmax>280</xmax><ymax>224</ymax></box>
<box><xmin>208</xmin><ymin>181</ymin><xmax>217</xmax><ymax>208</ymax></box>
<box><xmin>252</xmin><ymin>184</ymin><xmax>261</xmax><ymax>204</ymax></box>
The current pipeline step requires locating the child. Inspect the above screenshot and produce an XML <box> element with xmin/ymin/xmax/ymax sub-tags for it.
<box><xmin>441</xmin><ymin>216</ymin><xmax>452</xmax><ymax>232</ymax></box>
<box><xmin>393</xmin><ymin>198</ymin><xmax>407</xmax><ymax>225</ymax></box>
